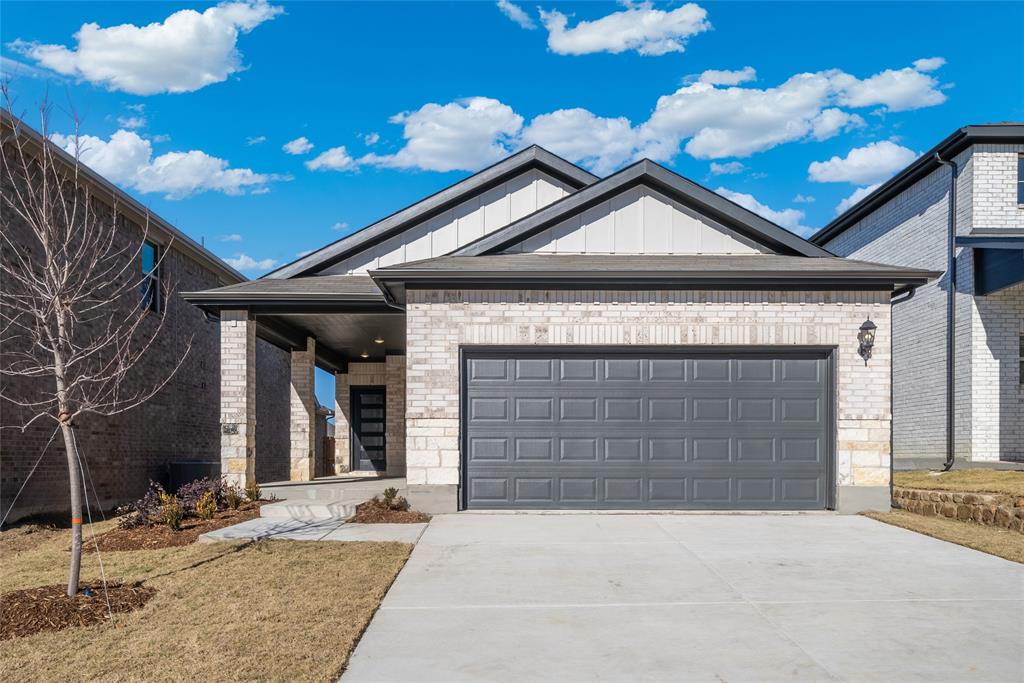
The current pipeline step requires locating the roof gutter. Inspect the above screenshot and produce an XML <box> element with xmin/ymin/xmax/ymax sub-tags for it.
<box><xmin>934</xmin><ymin>153</ymin><xmax>959</xmax><ymax>473</ymax></box>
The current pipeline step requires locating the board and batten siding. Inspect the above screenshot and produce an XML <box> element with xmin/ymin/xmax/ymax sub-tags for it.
<box><xmin>322</xmin><ymin>169</ymin><xmax>576</xmax><ymax>274</ymax></box>
<box><xmin>504</xmin><ymin>185</ymin><xmax>771</xmax><ymax>255</ymax></box>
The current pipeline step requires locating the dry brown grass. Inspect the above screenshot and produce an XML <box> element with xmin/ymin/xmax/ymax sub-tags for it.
<box><xmin>894</xmin><ymin>469</ymin><xmax>1024</xmax><ymax>497</ymax></box>
<box><xmin>0</xmin><ymin>518</ymin><xmax>412</xmax><ymax>681</ymax></box>
<box><xmin>864</xmin><ymin>510</ymin><xmax>1024</xmax><ymax>564</ymax></box>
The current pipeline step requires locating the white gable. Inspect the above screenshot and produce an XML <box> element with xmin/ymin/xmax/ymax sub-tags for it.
<box><xmin>322</xmin><ymin>169</ymin><xmax>575</xmax><ymax>274</ymax></box>
<box><xmin>502</xmin><ymin>185</ymin><xmax>771</xmax><ymax>255</ymax></box>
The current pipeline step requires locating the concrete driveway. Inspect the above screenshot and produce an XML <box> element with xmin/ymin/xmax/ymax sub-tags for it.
<box><xmin>343</xmin><ymin>514</ymin><xmax>1024</xmax><ymax>682</ymax></box>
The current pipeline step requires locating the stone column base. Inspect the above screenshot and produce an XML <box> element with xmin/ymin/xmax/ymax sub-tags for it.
<box><xmin>407</xmin><ymin>485</ymin><xmax>459</xmax><ymax>514</ymax></box>
<box><xmin>836</xmin><ymin>485</ymin><xmax>891</xmax><ymax>514</ymax></box>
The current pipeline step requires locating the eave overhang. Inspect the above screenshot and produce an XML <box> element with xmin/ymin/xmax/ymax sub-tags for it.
<box><xmin>812</xmin><ymin>124</ymin><xmax>1024</xmax><ymax>246</ymax></box>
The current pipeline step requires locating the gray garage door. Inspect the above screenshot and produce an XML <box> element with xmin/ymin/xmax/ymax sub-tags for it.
<box><xmin>463</xmin><ymin>350</ymin><xmax>832</xmax><ymax>510</ymax></box>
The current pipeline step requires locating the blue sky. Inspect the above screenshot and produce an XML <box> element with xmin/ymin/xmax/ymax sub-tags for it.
<box><xmin>3</xmin><ymin>1</ymin><xmax>1022</xmax><ymax>406</ymax></box>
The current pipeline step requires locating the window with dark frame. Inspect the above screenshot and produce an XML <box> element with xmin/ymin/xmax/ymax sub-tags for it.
<box><xmin>1018</xmin><ymin>155</ymin><xmax>1024</xmax><ymax>205</ymax></box>
<box><xmin>140</xmin><ymin>241</ymin><xmax>161</xmax><ymax>313</ymax></box>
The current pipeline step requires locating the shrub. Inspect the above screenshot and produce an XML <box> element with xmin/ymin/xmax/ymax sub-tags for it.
<box><xmin>115</xmin><ymin>481</ymin><xmax>165</xmax><ymax>529</ymax></box>
<box><xmin>245</xmin><ymin>480</ymin><xmax>262</xmax><ymax>502</ymax></box>
<box><xmin>176</xmin><ymin>478</ymin><xmax>223</xmax><ymax>515</ymax></box>
<box><xmin>377</xmin><ymin>488</ymin><xmax>410</xmax><ymax>511</ymax></box>
<box><xmin>223</xmin><ymin>484</ymin><xmax>244</xmax><ymax>510</ymax></box>
<box><xmin>157</xmin><ymin>492</ymin><xmax>184</xmax><ymax>531</ymax></box>
<box><xmin>195</xmin><ymin>490</ymin><xmax>217</xmax><ymax>520</ymax></box>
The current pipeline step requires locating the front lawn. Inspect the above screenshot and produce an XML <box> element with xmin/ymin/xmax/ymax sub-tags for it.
<box><xmin>894</xmin><ymin>469</ymin><xmax>1024</xmax><ymax>497</ymax></box>
<box><xmin>865</xmin><ymin>510</ymin><xmax>1024</xmax><ymax>564</ymax></box>
<box><xmin>1</xmin><ymin>519</ymin><xmax>411</xmax><ymax>681</ymax></box>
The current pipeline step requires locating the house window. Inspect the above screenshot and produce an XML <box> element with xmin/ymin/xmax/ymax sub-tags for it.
<box><xmin>1020</xmin><ymin>334</ymin><xmax>1024</xmax><ymax>385</ymax></box>
<box><xmin>140</xmin><ymin>241</ymin><xmax>162</xmax><ymax>313</ymax></box>
<box><xmin>1018</xmin><ymin>155</ymin><xmax>1024</xmax><ymax>205</ymax></box>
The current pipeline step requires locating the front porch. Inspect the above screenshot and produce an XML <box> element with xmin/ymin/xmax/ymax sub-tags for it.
<box><xmin>184</xmin><ymin>275</ymin><xmax>410</xmax><ymax>489</ymax></box>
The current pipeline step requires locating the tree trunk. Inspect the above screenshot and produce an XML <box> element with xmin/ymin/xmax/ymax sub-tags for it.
<box><xmin>61</xmin><ymin>422</ymin><xmax>84</xmax><ymax>597</ymax></box>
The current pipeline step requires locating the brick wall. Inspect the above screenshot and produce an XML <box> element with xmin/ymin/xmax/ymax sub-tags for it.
<box><xmin>1</xmin><ymin>166</ymin><xmax>289</xmax><ymax>522</ymax></box>
<box><xmin>405</xmin><ymin>289</ymin><xmax>893</xmax><ymax>502</ymax></box>
<box><xmin>824</xmin><ymin>143</ymin><xmax>1024</xmax><ymax>462</ymax></box>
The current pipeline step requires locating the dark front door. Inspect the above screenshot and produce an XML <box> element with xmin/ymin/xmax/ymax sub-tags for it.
<box><xmin>351</xmin><ymin>386</ymin><xmax>386</xmax><ymax>471</ymax></box>
<box><xmin>463</xmin><ymin>349</ymin><xmax>832</xmax><ymax>510</ymax></box>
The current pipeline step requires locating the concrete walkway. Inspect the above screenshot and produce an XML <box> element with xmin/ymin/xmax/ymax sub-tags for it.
<box><xmin>199</xmin><ymin>519</ymin><xmax>426</xmax><ymax>543</ymax></box>
<box><xmin>343</xmin><ymin>514</ymin><xmax>1024</xmax><ymax>682</ymax></box>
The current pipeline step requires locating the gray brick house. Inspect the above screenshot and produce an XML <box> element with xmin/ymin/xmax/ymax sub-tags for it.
<box><xmin>187</xmin><ymin>148</ymin><xmax>935</xmax><ymax>514</ymax></box>
<box><xmin>812</xmin><ymin>124</ymin><xmax>1024</xmax><ymax>464</ymax></box>
<box><xmin>0</xmin><ymin>112</ymin><xmax>290</xmax><ymax>523</ymax></box>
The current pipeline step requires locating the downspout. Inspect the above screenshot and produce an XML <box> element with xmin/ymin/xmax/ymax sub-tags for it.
<box><xmin>935</xmin><ymin>154</ymin><xmax>958</xmax><ymax>472</ymax></box>
<box><xmin>889</xmin><ymin>284</ymin><xmax>919</xmax><ymax>507</ymax></box>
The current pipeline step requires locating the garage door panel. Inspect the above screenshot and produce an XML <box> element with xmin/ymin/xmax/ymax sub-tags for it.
<box><xmin>464</xmin><ymin>350</ymin><xmax>830</xmax><ymax>510</ymax></box>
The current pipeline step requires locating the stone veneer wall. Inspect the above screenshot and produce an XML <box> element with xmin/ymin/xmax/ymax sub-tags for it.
<box><xmin>893</xmin><ymin>486</ymin><xmax>1024</xmax><ymax>533</ymax></box>
<box><xmin>405</xmin><ymin>289</ymin><xmax>893</xmax><ymax>511</ymax></box>
<box><xmin>334</xmin><ymin>356</ymin><xmax>406</xmax><ymax>477</ymax></box>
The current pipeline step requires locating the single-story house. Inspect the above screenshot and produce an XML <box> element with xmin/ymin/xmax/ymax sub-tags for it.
<box><xmin>812</xmin><ymin>124</ymin><xmax>1024</xmax><ymax>464</ymax></box>
<box><xmin>185</xmin><ymin>147</ymin><xmax>937</xmax><ymax>514</ymax></box>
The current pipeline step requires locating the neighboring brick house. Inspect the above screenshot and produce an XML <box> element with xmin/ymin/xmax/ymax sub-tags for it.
<box><xmin>812</xmin><ymin>124</ymin><xmax>1024</xmax><ymax>464</ymax></box>
<box><xmin>187</xmin><ymin>148</ymin><xmax>936</xmax><ymax>515</ymax></box>
<box><xmin>0</xmin><ymin>112</ymin><xmax>290</xmax><ymax>523</ymax></box>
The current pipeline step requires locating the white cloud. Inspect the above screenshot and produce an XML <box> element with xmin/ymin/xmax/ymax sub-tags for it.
<box><xmin>220</xmin><ymin>233</ymin><xmax>243</xmax><ymax>242</ymax></box>
<box><xmin>332</xmin><ymin>221</ymin><xmax>349</xmax><ymax>231</ymax></box>
<box><xmin>362</xmin><ymin>132</ymin><xmax>380</xmax><ymax>146</ymax></box>
<box><xmin>497</xmin><ymin>0</ymin><xmax>536</xmax><ymax>30</ymax></box>
<box><xmin>833</xmin><ymin>63</ymin><xmax>947</xmax><ymax>112</ymax></box>
<box><xmin>0</xmin><ymin>55</ymin><xmax>54</xmax><ymax>80</ymax></box>
<box><xmin>792</xmin><ymin>194</ymin><xmax>815</xmax><ymax>204</ymax></box>
<box><xmin>296</xmin><ymin>249</ymin><xmax>314</xmax><ymax>257</ymax></box>
<box><xmin>306</xmin><ymin>145</ymin><xmax>356</xmax><ymax>172</ymax></box>
<box><xmin>807</xmin><ymin>140</ymin><xmax>917</xmax><ymax>185</ymax></box>
<box><xmin>353</xmin><ymin>60</ymin><xmax>949</xmax><ymax>174</ymax></box>
<box><xmin>708</xmin><ymin>161</ymin><xmax>745</xmax><ymax>175</ymax></box>
<box><xmin>698</xmin><ymin>66</ymin><xmax>756</xmax><ymax>86</ymax></box>
<box><xmin>116</xmin><ymin>115</ymin><xmax>146</xmax><ymax>129</ymax></box>
<box><xmin>224</xmin><ymin>253</ymin><xmax>277</xmax><ymax>272</ymax></box>
<box><xmin>11</xmin><ymin>1</ymin><xmax>282</xmax><ymax>95</ymax></box>
<box><xmin>716</xmin><ymin>187</ymin><xmax>812</xmax><ymax>236</ymax></box>
<box><xmin>246</xmin><ymin>135</ymin><xmax>267</xmax><ymax>145</ymax></box>
<box><xmin>835</xmin><ymin>183</ymin><xmax>881</xmax><ymax>214</ymax></box>
<box><xmin>360</xmin><ymin>97</ymin><xmax>523</xmax><ymax>173</ymax></box>
<box><xmin>540</xmin><ymin>2</ymin><xmax>710</xmax><ymax>56</ymax></box>
<box><xmin>50</xmin><ymin>129</ymin><xmax>286</xmax><ymax>199</ymax></box>
<box><xmin>809</xmin><ymin>108</ymin><xmax>864</xmax><ymax>141</ymax></box>
<box><xmin>519</xmin><ymin>108</ymin><xmax>638</xmax><ymax>176</ymax></box>
<box><xmin>283</xmin><ymin>136</ymin><xmax>314</xmax><ymax>155</ymax></box>
<box><xmin>913</xmin><ymin>57</ymin><xmax>946</xmax><ymax>73</ymax></box>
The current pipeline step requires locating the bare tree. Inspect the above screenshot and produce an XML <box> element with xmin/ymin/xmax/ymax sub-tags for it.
<box><xmin>0</xmin><ymin>89</ymin><xmax>191</xmax><ymax>596</ymax></box>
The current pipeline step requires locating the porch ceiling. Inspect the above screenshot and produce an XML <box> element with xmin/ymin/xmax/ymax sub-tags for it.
<box><xmin>270</xmin><ymin>312</ymin><xmax>405</xmax><ymax>363</ymax></box>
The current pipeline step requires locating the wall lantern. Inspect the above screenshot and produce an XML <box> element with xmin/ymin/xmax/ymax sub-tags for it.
<box><xmin>857</xmin><ymin>319</ymin><xmax>877</xmax><ymax>365</ymax></box>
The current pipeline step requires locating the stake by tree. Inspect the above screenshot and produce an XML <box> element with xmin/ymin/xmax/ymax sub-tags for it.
<box><xmin>0</xmin><ymin>90</ymin><xmax>191</xmax><ymax>596</ymax></box>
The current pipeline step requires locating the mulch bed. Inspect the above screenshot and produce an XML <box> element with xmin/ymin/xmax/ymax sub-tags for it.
<box><xmin>0</xmin><ymin>582</ymin><xmax>157</xmax><ymax>640</ymax></box>
<box><xmin>350</xmin><ymin>499</ymin><xmax>431</xmax><ymax>524</ymax></box>
<box><xmin>90</xmin><ymin>502</ymin><xmax>265</xmax><ymax>552</ymax></box>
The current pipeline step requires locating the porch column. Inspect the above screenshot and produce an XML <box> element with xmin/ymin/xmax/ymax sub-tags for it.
<box><xmin>220</xmin><ymin>310</ymin><xmax>256</xmax><ymax>489</ymax></box>
<box><xmin>334</xmin><ymin>371</ymin><xmax>351</xmax><ymax>474</ymax></box>
<box><xmin>289</xmin><ymin>336</ymin><xmax>317</xmax><ymax>481</ymax></box>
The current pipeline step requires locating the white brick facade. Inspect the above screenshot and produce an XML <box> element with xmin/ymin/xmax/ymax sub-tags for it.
<box><xmin>823</xmin><ymin>144</ymin><xmax>1024</xmax><ymax>462</ymax></box>
<box><xmin>220</xmin><ymin>310</ymin><xmax>257</xmax><ymax>488</ymax></box>
<box><xmin>405</xmin><ymin>289</ymin><xmax>893</xmax><ymax>509</ymax></box>
<box><xmin>289</xmin><ymin>337</ymin><xmax>317</xmax><ymax>481</ymax></box>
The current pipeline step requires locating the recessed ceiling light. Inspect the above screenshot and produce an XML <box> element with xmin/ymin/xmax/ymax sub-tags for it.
<box><xmin>373</xmin><ymin>336</ymin><xmax>384</xmax><ymax>344</ymax></box>
<box><xmin>359</xmin><ymin>351</ymin><xmax>369</xmax><ymax>359</ymax></box>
